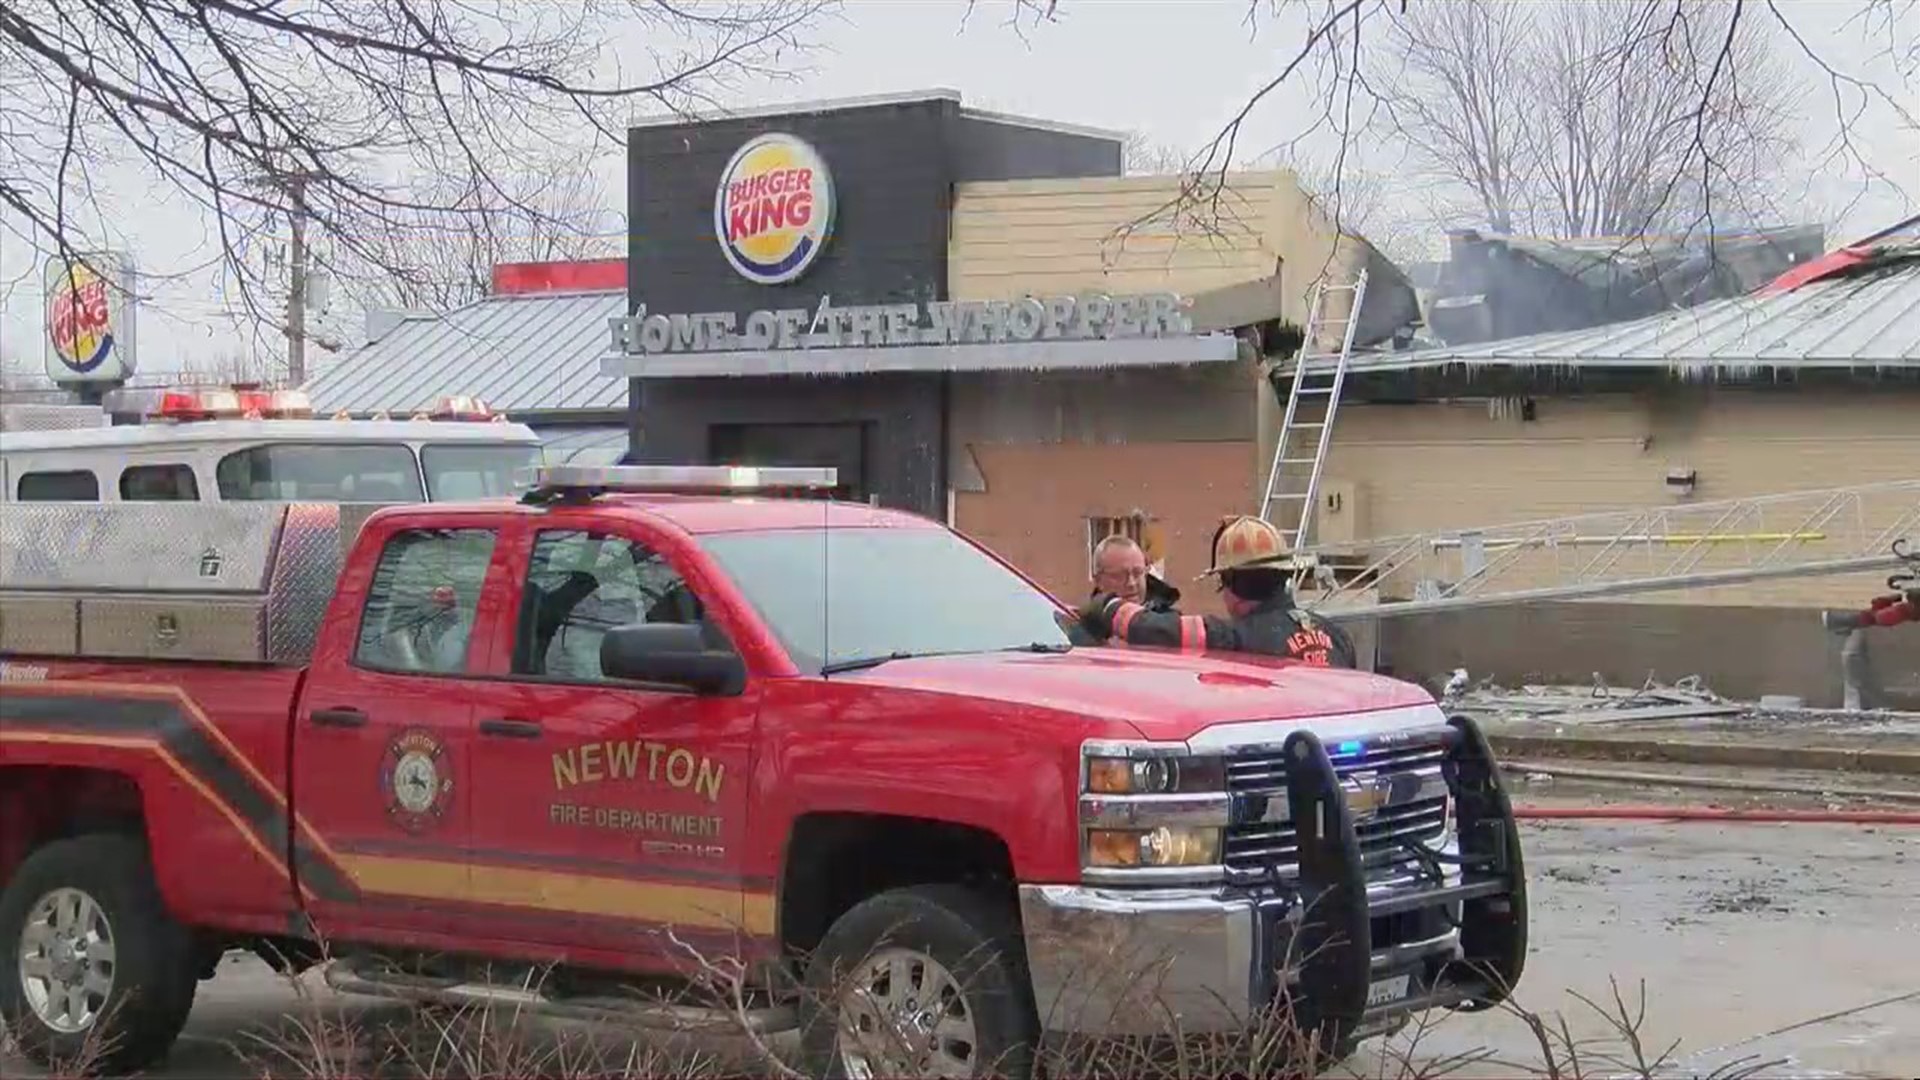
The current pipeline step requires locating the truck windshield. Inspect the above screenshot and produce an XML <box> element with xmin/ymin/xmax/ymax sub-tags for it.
<box><xmin>421</xmin><ymin>443</ymin><xmax>542</xmax><ymax>500</ymax></box>
<box><xmin>697</xmin><ymin>526</ymin><xmax>1073</xmax><ymax>675</ymax></box>
<box><xmin>217</xmin><ymin>443</ymin><xmax>425</xmax><ymax>502</ymax></box>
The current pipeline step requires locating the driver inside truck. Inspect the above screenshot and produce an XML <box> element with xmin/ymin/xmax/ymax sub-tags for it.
<box><xmin>516</xmin><ymin>537</ymin><xmax>619</xmax><ymax>678</ymax></box>
<box><xmin>515</xmin><ymin>533</ymin><xmax>724</xmax><ymax>680</ymax></box>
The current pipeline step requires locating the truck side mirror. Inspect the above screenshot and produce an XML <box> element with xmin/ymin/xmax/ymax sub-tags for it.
<box><xmin>600</xmin><ymin>622</ymin><xmax>745</xmax><ymax>695</ymax></box>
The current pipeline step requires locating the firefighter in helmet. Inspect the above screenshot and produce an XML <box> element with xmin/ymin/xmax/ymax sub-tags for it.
<box><xmin>1074</xmin><ymin>515</ymin><xmax>1358</xmax><ymax>667</ymax></box>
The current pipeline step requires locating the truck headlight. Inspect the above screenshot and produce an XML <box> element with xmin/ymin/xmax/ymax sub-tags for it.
<box><xmin>1086</xmin><ymin>826</ymin><xmax>1224</xmax><ymax>868</ymax></box>
<box><xmin>1085</xmin><ymin>754</ymin><xmax>1226</xmax><ymax>795</ymax></box>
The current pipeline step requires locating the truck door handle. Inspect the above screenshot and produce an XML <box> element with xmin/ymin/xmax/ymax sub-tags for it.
<box><xmin>310</xmin><ymin>707</ymin><xmax>367</xmax><ymax>729</ymax></box>
<box><xmin>479</xmin><ymin>717</ymin><xmax>543</xmax><ymax>739</ymax></box>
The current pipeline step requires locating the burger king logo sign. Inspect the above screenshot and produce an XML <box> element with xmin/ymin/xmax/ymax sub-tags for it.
<box><xmin>47</xmin><ymin>259</ymin><xmax>117</xmax><ymax>375</ymax></box>
<box><xmin>714</xmin><ymin>133</ymin><xmax>834</xmax><ymax>286</ymax></box>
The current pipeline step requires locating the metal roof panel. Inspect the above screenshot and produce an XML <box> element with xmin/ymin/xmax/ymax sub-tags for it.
<box><xmin>306</xmin><ymin>291</ymin><xmax>628</xmax><ymax>415</ymax></box>
<box><xmin>1336</xmin><ymin>259</ymin><xmax>1920</xmax><ymax>374</ymax></box>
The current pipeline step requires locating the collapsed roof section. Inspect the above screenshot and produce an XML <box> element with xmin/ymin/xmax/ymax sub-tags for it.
<box><xmin>1423</xmin><ymin>224</ymin><xmax>1828</xmax><ymax>348</ymax></box>
<box><xmin>1318</xmin><ymin>238</ymin><xmax>1920</xmax><ymax>393</ymax></box>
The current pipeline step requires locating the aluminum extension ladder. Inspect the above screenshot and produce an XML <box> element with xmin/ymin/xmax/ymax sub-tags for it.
<box><xmin>1261</xmin><ymin>270</ymin><xmax>1368</xmax><ymax>550</ymax></box>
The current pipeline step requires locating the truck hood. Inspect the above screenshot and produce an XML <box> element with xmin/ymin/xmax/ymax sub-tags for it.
<box><xmin>835</xmin><ymin>646</ymin><xmax>1439</xmax><ymax>743</ymax></box>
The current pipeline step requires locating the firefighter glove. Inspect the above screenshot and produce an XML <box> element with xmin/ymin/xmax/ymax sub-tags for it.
<box><xmin>1078</xmin><ymin>592</ymin><xmax>1125</xmax><ymax>639</ymax></box>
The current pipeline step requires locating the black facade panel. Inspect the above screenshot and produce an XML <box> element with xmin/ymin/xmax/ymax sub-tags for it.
<box><xmin>624</xmin><ymin>96</ymin><xmax>1121</xmax><ymax>517</ymax></box>
<box><xmin>631</xmin><ymin>375</ymin><xmax>944</xmax><ymax>518</ymax></box>
<box><xmin>625</xmin><ymin>99</ymin><xmax>954</xmax><ymax>320</ymax></box>
<box><xmin>948</xmin><ymin>116</ymin><xmax>1123</xmax><ymax>182</ymax></box>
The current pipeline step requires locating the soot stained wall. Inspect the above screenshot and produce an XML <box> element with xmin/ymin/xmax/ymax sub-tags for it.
<box><xmin>625</xmin><ymin>97</ymin><xmax>1122</xmax><ymax>517</ymax></box>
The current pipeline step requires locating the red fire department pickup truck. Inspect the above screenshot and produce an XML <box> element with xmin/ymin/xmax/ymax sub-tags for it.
<box><xmin>0</xmin><ymin>465</ymin><xmax>1526</xmax><ymax>1077</ymax></box>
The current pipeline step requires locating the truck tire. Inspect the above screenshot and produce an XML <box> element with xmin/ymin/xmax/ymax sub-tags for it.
<box><xmin>798</xmin><ymin>884</ymin><xmax>1038</xmax><ymax>1080</ymax></box>
<box><xmin>0</xmin><ymin>834</ymin><xmax>199</xmax><ymax>1075</ymax></box>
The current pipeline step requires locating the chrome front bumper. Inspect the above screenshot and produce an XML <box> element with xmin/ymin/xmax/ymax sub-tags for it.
<box><xmin>1017</xmin><ymin>845</ymin><xmax>1467</xmax><ymax>1039</ymax></box>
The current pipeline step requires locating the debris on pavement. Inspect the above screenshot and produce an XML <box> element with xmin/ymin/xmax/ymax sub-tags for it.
<box><xmin>1444</xmin><ymin>667</ymin><xmax>1920</xmax><ymax>732</ymax></box>
<box><xmin>1446</xmin><ymin>669</ymin><xmax>1744</xmax><ymax>725</ymax></box>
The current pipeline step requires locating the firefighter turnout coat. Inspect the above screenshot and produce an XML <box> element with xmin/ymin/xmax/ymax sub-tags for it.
<box><xmin>1065</xmin><ymin>573</ymin><xmax>1181</xmax><ymax>647</ymax></box>
<box><xmin>1076</xmin><ymin>592</ymin><xmax>1359</xmax><ymax>668</ymax></box>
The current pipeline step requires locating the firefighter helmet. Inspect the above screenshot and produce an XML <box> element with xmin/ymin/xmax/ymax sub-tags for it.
<box><xmin>1198</xmin><ymin>515</ymin><xmax>1297</xmax><ymax>578</ymax></box>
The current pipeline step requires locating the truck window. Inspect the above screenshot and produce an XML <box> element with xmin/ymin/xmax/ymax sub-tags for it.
<box><xmin>513</xmin><ymin>530</ymin><xmax>716</xmax><ymax>681</ymax></box>
<box><xmin>119</xmin><ymin>463</ymin><xmax>200</xmax><ymax>501</ymax></box>
<box><xmin>217</xmin><ymin>443</ymin><xmax>425</xmax><ymax>502</ymax></box>
<box><xmin>354</xmin><ymin>528</ymin><xmax>497</xmax><ymax>675</ymax></box>
<box><xmin>699</xmin><ymin>527</ymin><xmax>1072</xmax><ymax>674</ymax></box>
<box><xmin>420</xmin><ymin>443</ymin><xmax>542</xmax><ymax>500</ymax></box>
<box><xmin>16</xmin><ymin>470</ymin><xmax>100</xmax><ymax>501</ymax></box>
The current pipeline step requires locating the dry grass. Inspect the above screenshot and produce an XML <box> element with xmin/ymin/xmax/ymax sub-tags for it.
<box><xmin>2</xmin><ymin>966</ymin><xmax>1788</xmax><ymax>1080</ymax></box>
<box><xmin>189</xmin><ymin>921</ymin><xmax>1794</xmax><ymax>1080</ymax></box>
<box><xmin>0</xmin><ymin>899</ymin><xmax>1793</xmax><ymax>1080</ymax></box>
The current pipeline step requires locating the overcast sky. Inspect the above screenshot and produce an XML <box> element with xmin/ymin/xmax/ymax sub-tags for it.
<box><xmin>2</xmin><ymin>0</ymin><xmax>1914</xmax><ymax>381</ymax></box>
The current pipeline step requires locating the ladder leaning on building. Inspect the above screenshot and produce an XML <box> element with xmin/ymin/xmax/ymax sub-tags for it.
<box><xmin>1260</xmin><ymin>270</ymin><xmax>1368</xmax><ymax>551</ymax></box>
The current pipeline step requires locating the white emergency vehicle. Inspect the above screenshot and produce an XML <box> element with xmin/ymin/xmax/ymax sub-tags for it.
<box><xmin>0</xmin><ymin>386</ymin><xmax>543</xmax><ymax>504</ymax></box>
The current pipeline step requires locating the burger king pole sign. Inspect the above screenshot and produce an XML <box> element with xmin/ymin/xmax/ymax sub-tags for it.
<box><xmin>43</xmin><ymin>251</ymin><xmax>138</xmax><ymax>383</ymax></box>
<box><xmin>715</xmin><ymin>133</ymin><xmax>835</xmax><ymax>286</ymax></box>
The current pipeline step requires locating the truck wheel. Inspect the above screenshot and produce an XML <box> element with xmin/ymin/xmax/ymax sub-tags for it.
<box><xmin>0</xmin><ymin>834</ymin><xmax>199</xmax><ymax>1075</ymax></box>
<box><xmin>798</xmin><ymin>884</ymin><xmax>1038</xmax><ymax>1080</ymax></box>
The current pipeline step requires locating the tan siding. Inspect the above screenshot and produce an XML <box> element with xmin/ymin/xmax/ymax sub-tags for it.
<box><xmin>1320</xmin><ymin>389</ymin><xmax>1920</xmax><ymax>608</ymax></box>
<box><xmin>948</xmin><ymin>171</ymin><xmax>1363</xmax><ymax>322</ymax></box>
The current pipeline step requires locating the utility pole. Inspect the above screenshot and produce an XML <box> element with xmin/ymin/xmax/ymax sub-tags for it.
<box><xmin>285</xmin><ymin>173</ymin><xmax>307</xmax><ymax>387</ymax></box>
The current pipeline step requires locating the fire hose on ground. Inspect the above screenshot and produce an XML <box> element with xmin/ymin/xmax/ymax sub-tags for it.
<box><xmin>1513</xmin><ymin>805</ymin><xmax>1920</xmax><ymax>824</ymax></box>
<box><xmin>1500</xmin><ymin>761</ymin><xmax>1920</xmax><ymax>824</ymax></box>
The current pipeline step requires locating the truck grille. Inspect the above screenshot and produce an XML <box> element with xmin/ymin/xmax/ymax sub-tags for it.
<box><xmin>1223</xmin><ymin>737</ymin><xmax>1449</xmax><ymax>875</ymax></box>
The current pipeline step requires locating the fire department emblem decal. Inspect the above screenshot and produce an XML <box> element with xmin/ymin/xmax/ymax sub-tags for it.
<box><xmin>381</xmin><ymin>729</ymin><xmax>453</xmax><ymax>832</ymax></box>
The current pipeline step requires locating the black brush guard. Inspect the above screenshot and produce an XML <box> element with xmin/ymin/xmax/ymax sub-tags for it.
<box><xmin>1251</xmin><ymin>714</ymin><xmax>1528</xmax><ymax>1054</ymax></box>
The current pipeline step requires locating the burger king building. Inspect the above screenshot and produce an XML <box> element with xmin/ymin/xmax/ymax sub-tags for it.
<box><xmin>611</xmin><ymin>89</ymin><xmax>1413</xmax><ymax>614</ymax></box>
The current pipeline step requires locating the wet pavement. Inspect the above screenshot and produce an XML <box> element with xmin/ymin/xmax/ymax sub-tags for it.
<box><xmin>1364</xmin><ymin>799</ymin><xmax>1920</xmax><ymax>1078</ymax></box>
<box><xmin>6</xmin><ymin>790</ymin><xmax>1917</xmax><ymax>1078</ymax></box>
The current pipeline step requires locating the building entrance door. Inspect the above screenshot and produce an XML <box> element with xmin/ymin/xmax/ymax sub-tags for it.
<box><xmin>708</xmin><ymin>422</ymin><xmax>869</xmax><ymax>502</ymax></box>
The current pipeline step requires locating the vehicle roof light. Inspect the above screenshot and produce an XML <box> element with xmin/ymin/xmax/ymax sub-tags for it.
<box><xmin>153</xmin><ymin>388</ymin><xmax>244</xmax><ymax>421</ymax></box>
<box><xmin>519</xmin><ymin>464</ymin><xmax>839</xmax><ymax>503</ymax></box>
<box><xmin>430</xmin><ymin>395</ymin><xmax>495</xmax><ymax>421</ymax></box>
<box><xmin>236</xmin><ymin>388</ymin><xmax>314</xmax><ymax>419</ymax></box>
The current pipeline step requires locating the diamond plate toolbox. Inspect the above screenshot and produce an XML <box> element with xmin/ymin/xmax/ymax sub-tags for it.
<box><xmin>0</xmin><ymin>503</ymin><xmax>286</xmax><ymax>592</ymax></box>
<box><xmin>0</xmin><ymin>503</ymin><xmax>363</xmax><ymax>664</ymax></box>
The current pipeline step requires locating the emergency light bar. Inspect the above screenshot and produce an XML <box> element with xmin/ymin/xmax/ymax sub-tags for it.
<box><xmin>414</xmin><ymin>395</ymin><xmax>498</xmax><ymax>422</ymax></box>
<box><xmin>101</xmin><ymin>385</ymin><xmax>314</xmax><ymax>421</ymax></box>
<box><xmin>520</xmin><ymin>464</ymin><xmax>839</xmax><ymax>501</ymax></box>
<box><xmin>325</xmin><ymin>397</ymin><xmax>503</xmax><ymax>422</ymax></box>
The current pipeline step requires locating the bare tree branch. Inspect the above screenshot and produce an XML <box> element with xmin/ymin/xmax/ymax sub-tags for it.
<box><xmin>1376</xmin><ymin>0</ymin><xmax>1802</xmax><ymax>241</ymax></box>
<box><xmin>1022</xmin><ymin>0</ymin><xmax>1906</xmax><ymax>270</ymax></box>
<box><xmin>0</xmin><ymin>0</ymin><xmax>831</xmax><ymax>366</ymax></box>
<box><xmin>1121</xmin><ymin>131</ymin><xmax>1191</xmax><ymax>177</ymax></box>
<box><xmin>1380</xmin><ymin>1</ymin><xmax>1530</xmax><ymax>232</ymax></box>
<box><xmin>341</xmin><ymin>146</ymin><xmax>617</xmax><ymax>311</ymax></box>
